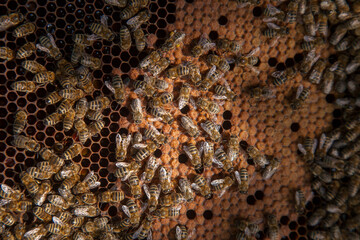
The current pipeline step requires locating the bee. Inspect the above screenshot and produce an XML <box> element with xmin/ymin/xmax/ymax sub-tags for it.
<box><xmin>301</xmin><ymin>36</ymin><xmax>326</xmax><ymax>51</ymax></box>
<box><xmin>181</xmin><ymin>116</ymin><xmax>200</xmax><ymax>138</ymax></box>
<box><xmin>159</xmin><ymin>167</ymin><xmax>173</xmax><ymax>195</ymax></box>
<box><xmin>247</xmin><ymin>146</ymin><xmax>268</xmax><ymax>168</ymax></box>
<box><xmin>262</xmin><ymin>157</ymin><xmax>281</xmax><ymax>180</ymax></box>
<box><xmin>309</xmin><ymin>162</ymin><xmax>332</xmax><ymax>183</ymax></box>
<box><xmin>89</xmin><ymin>96</ymin><xmax>110</xmax><ymax>110</ymax></box>
<box><xmin>143</xmin><ymin>184</ymin><xmax>161</xmax><ymax>212</ymax></box>
<box><xmin>75</xmin><ymin>124</ymin><xmax>89</xmax><ymax>149</ymax></box>
<box><xmin>149</xmin><ymin>57</ymin><xmax>171</xmax><ymax>76</ymax></box>
<box><xmin>27</xmin><ymin>167</ymin><xmax>53</xmax><ymax>180</ymax></box>
<box><xmin>346</xmin><ymin>54</ymin><xmax>360</xmax><ymax>75</ymax></box>
<box><xmin>36</xmin><ymin>34</ymin><xmax>62</xmax><ymax>60</ymax></box>
<box><xmin>74</xmin><ymin>98</ymin><xmax>88</xmax><ymax>119</ymax></box>
<box><xmin>318</xmin><ymin>13</ymin><xmax>328</xmax><ymax>37</ymax></box>
<box><xmin>235</xmin><ymin>47</ymin><xmax>260</xmax><ymax>75</ymax></box>
<box><xmin>139</xmin><ymin>50</ymin><xmax>161</xmax><ymax>69</ymax></box>
<box><xmin>0</xmin><ymin>12</ymin><xmax>24</xmax><ymax>31</ymax></box>
<box><xmin>191</xmin><ymin>175</ymin><xmax>212</xmax><ymax>199</ymax></box>
<box><xmin>294</xmin><ymin>189</ymin><xmax>306</xmax><ymax>214</ymax></box>
<box><xmin>0</xmin><ymin>47</ymin><xmax>14</xmax><ymax>61</ymax></box>
<box><xmin>211</xmin><ymin>176</ymin><xmax>234</xmax><ymax>197</ymax></box>
<box><xmin>321</xmin><ymin>66</ymin><xmax>335</xmax><ymax>93</ymax></box>
<box><xmin>290</xmin><ymin>85</ymin><xmax>310</xmax><ymax>110</ymax></box>
<box><xmin>88</xmin><ymin>120</ymin><xmax>104</xmax><ymax>137</ymax></box>
<box><xmin>216</xmin><ymin>38</ymin><xmax>243</xmax><ymax>54</ymax></box>
<box><xmin>72</xmin><ymin>34</ymin><xmax>100</xmax><ymax>46</ymax></box>
<box><xmin>133</xmin><ymin>140</ymin><xmax>157</xmax><ymax>162</ymax></box>
<box><xmin>120</xmin><ymin>6</ymin><xmax>141</xmax><ymax>20</ymax></box>
<box><xmin>263</xmin><ymin>4</ymin><xmax>286</xmax><ymax>22</ymax></box>
<box><xmin>105</xmin><ymin>75</ymin><xmax>125</xmax><ymax>104</ymax></box>
<box><xmin>112</xmin><ymin>218</ymin><xmax>132</xmax><ymax>232</ymax></box>
<box><xmin>16</xmin><ymin>42</ymin><xmax>36</xmax><ymax>59</ymax></box>
<box><xmin>237</xmin><ymin>0</ymin><xmax>261</xmax><ymax>8</ymax></box>
<box><xmin>98</xmin><ymin>188</ymin><xmax>125</xmax><ymax>203</ymax></box>
<box><xmin>191</xmin><ymin>33</ymin><xmax>215</xmax><ymax>57</ymax></box>
<box><xmin>71</xmin><ymin>43</ymin><xmax>84</xmax><ymax>64</ymax></box>
<box><xmin>141</xmin><ymin>156</ymin><xmax>161</xmax><ymax>183</ymax></box>
<box><xmin>198</xmin><ymin>65</ymin><xmax>223</xmax><ymax>91</ymax></box>
<box><xmin>132</xmin><ymin>215</ymin><xmax>153</xmax><ymax>240</ymax></box>
<box><xmin>184</xmin><ymin>143</ymin><xmax>203</xmax><ymax>173</ymax></box>
<box><xmin>334</xmin><ymin>54</ymin><xmax>349</xmax><ymax>81</ymax></box>
<box><xmin>11</xmin><ymin>81</ymin><xmax>36</xmax><ymax>93</ymax></box>
<box><xmin>345</xmin><ymin>154</ymin><xmax>360</xmax><ymax>176</ymax></box>
<box><xmin>130</xmin><ymin>98</ymin><xmax>144</xmax><ymax>125</ymax></box>
<box><xmin>14</xmin><ymin>223</ymin><xmax>26</xmax><ymax>240</ymax></box>
<box><xmin>33</xmin><ymin>206</ymin><xmax>52</xmax><ymax>222</ymax></box>
<box><xmin>47</xmin><ymin>195</ymin><xmax>69</xmax><ymax>210</ymax></box>
<box><xmin>335</xmin><ymin>0</ymin><xmax>350</xmax><ymax>15</ymax></box>
<box><xmin>80</xmin><ymin>55</ymin><xmax>101</xmax><ymax>70</ymax></box>
<box><xmin>5</xmin><ymin>200</ymin><xmax>32</xmax><ymax>213</ymax></box>
<box><xmin>187</xmin><ymin>62</ymin><xmax>202</xmax><ymax>86</ymax></box>
<box><xmin>23</xmin><ymin>224</ymin><xmax>48</xmax><ymax>240</ymax></box>
<box><xmin>154</xmin><ymin>78</ymin><xmax>169</xmax><ymax>90</ymax></box>
<box><xmin>13</xmin><ymin>22</ymin><xmax>35</xmax><ymax>38</ymax></box>
<box><xmin>0</xmin><ymin>184</ymin><xmax>22</xmax><ymax>201</ymax></box>
<box><xmin>227</xmin><ymin>135</ymin><xmax>240</xmax><ymax>162</ymax></box>
<box><xmin>149</xmin><ymin>92</ymin><xmax>174</xmax><ymax>108</ymax></box>
<box><xmin>206</xmin><ymin>54</ymin><xmax>231</xmax><ymax>72</ymax></box>
<box><xmin>76</xmin><ymin>66</ymin><xmax>94</xmax><ymax>94</ymax></box>
<box><xmin>308</xmin><ymin>231</ymin><xmax>329</xmax><ymax>240</ymax></box>
<box><xmin>249</xmin><ymin>85</ymin><xmax>276</xmax><ymax>100</ymax></box>
<box><xmin>148</xmin><ymin>106</ymin><xmax>174</xmax><ymax>124</ymax></box>
<box><xmin>62</xmin><ymin>109</ymin><xmax>75</xmax><ymax>131</ymax></box>
<box><xmin>348</xmin><ymin>174</ymin><xmax>360</xmax><ymax>197</ymax></box>
<box><xmin>308</xmin><ymin>208</ymin><xmax>326</xmax><ymax>226</ymax></box>
<box><xmin>272</xmin><ymin>67</ymin><xmax>297</xmax><ymax>86</ymax></box>
<box><xmin>80</xmin><ymin>193</ymin><xmax>97</xmax><ymax>205</ymax></box>
<box><xmin>178</xmin><ymin>83</ymin><xmax>191</xmax><ymax>110</ymax></box>
<box><xmin>20</xmin><ymin>172</ymin><xmax>39</xmax><ymax>195</ymax></box>
<box><xmin>263</xmin><ymin>23</ymin><xmax>289</xmax><ymax>40</ymax></box>
<box><xmin>213</xmin><ymin>83</ymin><xmax>237</xmax><ymax>101</ymax></box>
<box><xmin>166</xmin><ymin>65</ymin><xmax>190</xmax><ymax>79</ymax></box>
<box><xmin>200</xmin><ymin>120</ymin><xmax>221</xmax><ymax>142</ymax></box>
<box><xmin>22</xmin><ymin>60</ymin><xmax>46</xmax><ymax>73</ymax></box>
<box><xmin>161</xmin><ymin>30</ymin><xmax>186</xmax><ymax>52</ymax></box>
<box><xmin>12</xmin><ymin>135</ymin><xmax>40</xmax><ymax>152</ymax></box>
<box><xmin>105</xmin><ymin>0</ymin><xmax>127</xmax><ymax>7</ymax></box>
<box><xmin>116</xmin><ymin>133</ymin><xmax>132</xmax><ymax>162</ymax></box>
<box><xmin>0</xmin><ymin>210</ymin><xmax>15</xmax><ymax>227</ymax></box>
<box><xmin>214</xmin><ymin>148</ymin><xmax>234</xmax><ymax>173</ymax></box>
<box><xmin>44</xmin><ymin>112</ymin><xmax>62</xmax><ymax>127</ymax></box>
<box><xmin>90</xmin><ymin>15</ymin><xmax>115</xmax><ymax>41</ymax></box>
<box><xmin>134</xmin><ymin>75</ymin><xmax>157</xmax><ymax>97</ymax></box>
<box><xmin>57</xmin><ymin>75</ymin><xmax>77</xmax><ymax>89</ymax></box>
<box><xmin>42</xmin><ymin>203</ymin><xmax>60</xmax><ymax>216</ymax></box>
<box><xmin>115</xmin><ymin>161</ymin><xmax>141</xmax><ymax>181</ymax></box>
<box><xmin>267</xmin><ymin>214</ymin><xmax>279</xmax><ymax>240</ymax></box>
<box><xmin>285</xmin><ymin>0</ymin><xmax>299</xmax><ymax>23</ymax></box>
<box><xmin>33</xmin><ymin>71</ymin><xmax>56</xmax><ymax>85</ymax></box>
<box><xmin>61</xmin><ymin>143</ymin><xmax>81</xmax><ymax>160</ymax></box>
<box><xmin>73</xmin><ymin>171</ymin><xmax>101</xmax><ymax>194</ymax></box>
<box><xmin>122</xmin><ymin>199</ymin><xmax>141</xmax><ymax>226</ymax></box>
<box><xmin>127</xmin><ymin>10</ymin><xmax>151</xmax><ymax>31</ymax></box>
<box><xmin>60</xmin><ymin>174</ymin><xmax>80</xmax><ymax>191</ymax></box>
<box><xmin>46</xmin><ymin>217</ymin><xmax>72</xmax><ymax>236</ymax></box>
<box><xmin>32</xmin><ymin>181</ymin><xmax>52</xmax><ymax>207</ymax></box>
<box><xmin>153</xmin><ymin>205</ymin><xmax>182</xmax><ymax>219</ymax></box>
<box><xmin>198</xmin><ymin>141</ymin><xmax>214</xmax><ymax>168</ymax></box>
<box><xmin>12</xmin><ymin>110</ymin><xmax>27</xmax><ymax>135</ymax></box>
<box><xmin>144</xmin><ymin>124</ymin><xmax>167</xmax><ymax>146</ymax></box>
<box><xmin>299</xmin><ymin>50</ymin><xmax>320</xmax><ymax>75</ymax></box>
<box><xmin>86</xmin><ymin>110</ymin><xmax>103</xmax><ymax>121</ymax></box>
<box><xmin>178</xmin><ymin>178</ymin><xmax>195</xmax><ymax>203</ymax></box>
<box><xmin>119</xmin><ymin>25</ymin><xmax>132</xmax><ymax>50</ymax></box>
<box><xmin>73</xmin><ymin>205</ymin><xmax>100</xmax><ymax>217</ymax></box>
<box><xmin>335</xmin><ymin>34</ymin><xmax>354</xmax><ymax>51</ymax></box>
<box><xmin>71</xmin><ymin>217</ymin><xmax>85</xmax><ymax>228</ymax></box>
<box><xmin>303</xmin><ymin>11</ymin><xmax>316</xmax><ymax>36</ymax></box>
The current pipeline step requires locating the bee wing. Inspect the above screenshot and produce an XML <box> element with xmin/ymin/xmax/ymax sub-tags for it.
<box><xmin>326</xmin><ymin>204</ymin><xmax>343</xmax><ymax>213</ymax></box>
<box><xmin>52</xmin><ymin>216</ymin><xmax>65</xmax><ymax>226</ymax></box>
<box><xmin>24</xmin><ymin>227</ymin><xmax>41</xmax><ymax>238</ymax></box>
<box><xmin>269</xmin><ymin>36</ymin><xmax>280</xmax><ymax>48</ymax></box>
<box><xmin>116</xmin><ymin>133</ymin><xmax>122</xmax><ymax>148</ymax></box>
<box><xmin>248</xmin><ymin>65</ymin><xmax>260</xmax><ymax>76</ymax></box>
<box><xmin>126</xmin><ymin>15</ymin><xmax>141</xmax><ymax>30</ymax></box>
<box><xmin>148</xmin><ymin>229</ymin><xmax>153</xmax><ymax>240</ymax></box>
<box><xmin>189</xmin><ymin>97</ymin><xmax>197</xmax><ymax>110</ymax></box>
<box><xmin>346</xmin><ymin>61</ymin><xmax>360</xmax><ymax>74</ymax></box>
<box><xmin>175</xmin><ymin>226</ymin><xmax>182</xmax><ymax>240</ymax></box>
<box><xmin>87</xmin><ymin>34</ymin><xmax>101</xmax><ymax>41</ymax></box>
<box><xmin>159</xmin><ymin>167</ymin><xmax>167</xmax><ymax>180</ymax></box>
<box><xmin>211</xmin><ymin>179</ymin><xmax>225</xmax><ymax>186</ymax></box>
<box><xmin>267</xmin><ymin>22</ymin><xmax>281</xmax><ymax>29</ymax></box>
<box><xmin>228</xmin><ymin>149</ymin><xmax>238</xmax><ymax>162</ymax></box>
<box><xmin>303</xmin><ymin>35</ymin><xmax>315</xmax><ymax>42</ymax></box>
<box><xmin>247</xmin><ymin>47</ymin><xmax>260</xmax><ymax>57</ymax></box>
<box><xmin>100</xmin><ymin>15</ymin><xmax>109</xmax><ymax>26</ymax></box>
<box><xmin>178</xmin><ymin>96</ymin><xmax>189</xmax><ymax>110</ymax></box>
<box><xmin>133</xmin><ymin>143</ymin><xmax>147</xmax><ymax>149</ymax></box>
<box><xmin>318</xmin><ymin>133</ymin><xmax>326</xmax><ymax>150</ymax></box>
<box><xmin>312</xmin><ymin>139</ymin><xmax>318</xmax><ymax>154</ymax></box>
<box><xmin>105</xmin><ymin>81</ymin><xmax>115</xmax><ymax>93</ymax></box>
<box><xmin>1</xmin><ymin>184</ymin><xmax>14</xmax><ymax>194</ymax></box>
<box><xmin>83</xmin><ymin>171</ymin><xmax>95</xmax><ymax>183</ymax></box>
<box><xmin>234</xmin><ymin>170</ymin><xmax>241</xmax><ymax>185</ymax></box>
<box><xmin>178</xmin><ymin>179</ymin><xmax>188</xmax><ymax>192</ymax></box>
<box><xmin>206</xmin><ymin>65</ymin><xmax>217</xmax><ymax>78</ymax></box>
<box><xmin>46</xmin><ymin>33</ymin><xmax>57</xmax><ymax>48</ymax></box>
<box><xmin>297</xmin><ymin>144</ymin><xmax>307</xmax><ymax>155</ymax></box>
<box><xmin>191</xmin><ymin>183</ymin><xmax>201</xmax><ymax>192</ymax></box>
<box><xmin>329</xmin><ymin>62</ymin><xmax>339</xmax><ymax>72</ymax></box>
<box><xmin>0</xmin><ymin>199</ymin><xmax>11</xmax><ymax>206</ymax></box>
<box><xmin>271</xmin><ymin>71</ymin><xmax>283</xmax><ymax>78</ymax></box>
<box><xmin>183</xmin><ymin>145</ymin><xmax>194</xmax><ymax>160</ymax></box>
<box><xmin>143</xmin><ymin>184</ymin><xmax>151</xmax><ymax>199</ymax></box>
<box><xmin>149</xmin><ymin>123</ymin><xmax>161</xmax><ymax>136</ymax></box>
<box><xmin>132</xmin><ymin>225</ymin><xmax>143</xmax><ymax>239</ymax></box>
<box><xmin>212</xmin><ymin>158</ymin><xmax>224</xmax><ymax>168</ymax></box>
<box><xmin>295</xmin><ymin>190</ymin><xmax>302</xmax><ymax>205</ymax></box>
<box><xmin>123</xmin><ymin>134</ymin><xmax>132</xmax><ymax>149</ymax></box>
<box><xmin>296</xmin><ymin>85</ymin><xmax>304</xmax><ymax>99</ymax></box>
<box><xmin>122</xmin><ymin>205</ymin><xmax>131</xmax><ymax>217</ymax></box>
<box><xmin>36</xmin><ymin>43</ymin><xmax>51</xmax><ymax>54</ymax></box>
<box><xmin>115</xmin><ymin>162</ymin><xmax>130</xmax><ymax>168</ymax></box>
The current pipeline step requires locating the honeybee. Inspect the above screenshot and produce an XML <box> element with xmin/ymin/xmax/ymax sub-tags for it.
<box><xmin>27</xmin><ymin>167</ymin><xmax>53</xmax><ymax>180</ymax></box>
<box><xmin>5</xmin><ymin>200</ymin><xmax>32</xmax><ymax>213</ymax></box>
<box><xmin>71</xmin><ymin>43</ymin><xmax>84</xmax><ymax>64</ymax></box>
<box><xmin>236</xmin><ymin>0</ymin><xmax>261</xmax><ymax>8</ymax></box>
<box><xmin>149</xmin><ymin>57</ymin><xmax>170</xmax><ymax>76</ymax></box>
<box><xmin>36</xmin><ymin>34</ymin><xmax>62</xmax><ymax>60</ymax></box>
<box><xmin>200</xmin><ymin>120</ymin><xmax>221</xmax><ymax>142</ymax></box>
<box><xmin>98</xmin><ymin>187</ymin><xmax>125</xmax><ymax>203</ymax></box>
<box><xmin>72</xmin><ymin>34</ymin><xmax>100</xmax><ymax>46</ymax></box>
<box><xmin>308</xmin><ymin>231</ymin><xmax>329</xmax><ymax>240</ymax></box>
<box><xmin>318</xmin><ymin>13</ymin><xmax>328</xmax><ymax>37</ymax></box>
<box><xmin>348</xmin><ymin>174</ymin><xmax>360</xmax><ymax>197</ymax></box>
<box><xmin>213</xmin><ymin>83</ymin><xmax>237</xmax><ymax>101</ymax></box>
<box><xmin>74</xmin><ymin>98</ymin><xmax>88</xmax><ymax>119</ymax></box>
<box><xmin>12</xmin><ymin>135</ymin><xmax>40</xmax><ymax>152</ymax></box>
<box><xmin>263</xmin><ymin>23</ymin><xmax>289</xmax><ymax>47</ymax></box>
<box><xmin>132</xmin><ymin>215</ymin><xmax>153</xmax><ymax>240</ymax></box>
<box><xmin>308</xmin><ymin>59</ymin><xmax>326</xmax><ymax>84</ymax></box>
<box><xmin>345</xmin><ymin>154</ymin><xmax>360</xmax><ymax>176</ymax></box>
<box><xmin>105</xmin><ymin>75</ymin><xmax>125</xmax><ymax>104</ymax></box>
<box><xmin>308</xmin><ymin>208</ymin><xmax>326</xmax><ymax>226</ymax></box>
<box><xmin>216</xmin><ymin>38</ymin><xmax>243</xmax><ymax>54</ymax></box>
<box><xmin>46</xmin><ymin>217</ymin><xmax>72</xmax><ymax>236</ymax></box>
<box><xmin>286</xmin><ymin>0</ymin><xmax>299</xmax><ymax>23</ymax></box>
<box><xmin>14</xmin><ymin>223</ymin><xmax>26</xmax><ymax>240</ymax></box>
<box><xmin>20</xmin><ymin>172</ymin><xmax>39</xmax><ymax>195</ymax></box>
<box><xmin>0</xmin><ymin>12</ymin><xmax>24</xmax><ymax>32</ymax></box>
<box><xmin>211</xmin><ymin>176</ymin><xmax>234</xmax><ymax>197</ymax></box>
<box><xmin>149</xmin><ymin>92</ymin><xmax>174</xmax><ymax>108</ymax></box>
<box><xmin>181</xmin><ymin>116</ymin><xmax>200</xmax><ymax>138</ymax></box>
<box><xmin>184</xmin><ymin>143</ymin><xmax>203</xmax><ymax>173</ymax></box>
<box><xmin>178</xmin><ymin>83</ymin><xmax>192</xmax><ymax>110</ymax></box>
<box><xmin>301</xmin><ymin>36</ymin><xmax>326</xmax><ymax>51</ymax></box>
<box><xmin>198</xmin><ymin>65</ymin><xmax>223</xmax><ymax>91</ymax></box>
<box><xmin>44</xmin><ymin>112</ymin><xmax>62</xmax><ymax>126</ymax></box>
<box><xmin>141</xmin><ymin>156</ymin><xmax>160</xmax><ymax>183</ymax></box>
<box><xmin>235</xmin><ymin>47</ymin><xmax>260</xmax><ymax>75</ymax></box>
<box><xmin>22</xmin><ymin>60</ymin><xmax>46</xmax><ymax>73</ymax></box>
<box><xmin>294</xmin><ymin>190</ymin><xmax>306</xmax><ymax>214</ymax></box>
<box><xmin>127</xmin><ymin>9</ymin><xmax>150</xmax><ymax>31</ymax></box>
<box><xmin>272</xmin><ymin>67</ymin><xmax>297</xmax><ymax>86</ymax></box>
<box><xmin>267</xmin><ymin>214</ymin><xmax>279</xmax><ymax>240</ymax></box>
<box><xmin>148</xmin><ymin>106</ymin><xmax>174</xmax><ymax>124</ymax></box>
<box><xmin>48</xmin><ymin>195</ymin><xmax>69</xmax><ymax>210</ymax></box>
<box><xmin>33</xmin><ymin>206</ymin><xmax>52</xmax><ymax>222</ymax></box>
<box><xmin>0</xmin><ymin>47</ymin><xmax>14</xmax><ymax>61</ymax></box>
<box><xmin>16</xmin><ymin>42</ymin><xmax>36</xmax><ymax>59</ymax></box>
<box><xmin>160</xmin><ymin>191</ymin><xmax>186</xmax><ymax>207</ymax></box>
<box><xmin>122</xmin><ymin>199</ymin><xmax>141</xmax><ymax>226</ymax></box>
<box><xmin>263</xmin><ymin>4</ymin><xmax>286</xmax><ymax>22</ymax></box>
<box><xmin>12</xmin><ymin>110</ymin><xmax>27</xmax><ymax>135</ymax></box>
<box><xmin>86</xmin><ymin>110</ymin><xmax>103</xmax><ymax>121</ymax></box>
<box><xmin>153</xmin><ymin>205</ymin><xmax>181</xmax><ymax>219</ymax></box>
<box><xmin>120</xmin><ymin>25</ymin><xmax>131</xmax><ymax>50</ymax></box>
<box><xmin>57</xmin><ymin>75</ymin><xmax>77</xmax><ymax>89</ymax></box>
<box><xmin>144</xmin><ymin>124</ymin><xmax>167</xmax><ymax>146</ymax></box>
<box><xmin>33</xmin><ymin>71</ymin><xmax>56</xmax><ymax>85</ymax></box>
<box><xmin>0</xmin><ymin>209</ymin><xmax>15</xmax><ymax>227</ymax></box>
<box><xmin>0</xmin><ymin>184</ymin><xmax>22</xmax><ymax>201</ymax></box>
<box><xmin>62</xmin><ymin>143</ymin><xmax>82</xmax><ymax>160</ymax></box>
<box><xmin>249</xmin><ymin>85</ymin><xmax>276</xmax><ymax>100</ymax></box>
<box><xmin>76</xmin><ymin>67</ymin><xmax>94</xmax><ymax>94</ymax></box>
<box><xmin>73</xmin><ymin>171</ymin><xmax>100</xmax><ymax>194</ymax></box>
<box><xmin>80</xmin><ymin>193</ymin><xmax>97</xmax><ymax>205</ymax></box>
<box><xmin>334</xmin><ymin>54</ymin><xmax>349</xmax><ymax>80</ymax></box>
<box><xmin>139</xmin><ymin>50</ymin><xmax>161</xmax><ymax>69</ymax></box>
<box><xmin>178</xmin><ymin>178</ymin><xmax>195</xmax><ymax>202</ymax></box>
<box><xmin>299</xmin><ymin>50</ymin><xmax>320</xmax><ymax>75</ymax></box>
<box><xmin>80</xmin><ymin>55</ymin><xmax>101</xmax><ymax>70</ymax></box>
<box><xmin>130</xmin><ymin>98</ymin><xmax>144</xmax><ymax>125</ymax></box>
<box><xmin>206</xmin><ymin>54</ymin><xmax>231</xmax><ymax>72</ymax></box>
<box><xmin>191</xmin><ymin>33</ymin><xmax>215</xmax><ymax>57</ymax></box>
<box><xmin>247</xmin><ymin>146</ymin><xmax>268</xmax><ymax>168</ymax></box>
<box><xmin>116</xmin><ymin>133</ymin><xmax>132</xmax><ymax>162</ymax></box>
<box><xmin>166</xmin><ymin>65</ymin><xmax>190</xmax><ymax>79</ymax></box>
<box><xmin>112</xmin><ymin>218</ymin><xmax>132</xmax><ymax>233</ymax></box>
<box><xmin>262</xmin><ymin>157</ymin><xmax>281</xmax><ymax>180</ymax></box>
<box><xmin>120</xmin><ymin>6</ymin><xmax>141</xmax><ymax>20</ymax></box>
<box><xmin>159</xmin><ymin>167</ymin><xmax>173</xmax><ymax>194</ymax></box>
<box><xmin>161</xmin><ymin>30</ymin><xmax>186</xmax><ymax>52</ymax></box>
<box><xmin>89</xmin><ymin>96</ymin><xmax>110</xmax><ymax>111</ymax></box>
<box><xmin>23</xmin><ymin>224</ymin><xmax>48</xmax><ymax>240</ymax></box>
<box><xmin>105</xmin><ymin>0</ymin><xmax>127</xmax><ymax>7</ymax></box>
<box><xmin>13</xmin><ymin>22</ymin><xmax>35</xmax><ymax>38</ymax></box>
<box><xmin>115</xmin><ymin>161</ymin><xmax>141</xmax><ymax>181</ymax></box>
<box><xmin>346</xmin><ymin>54</ymin><xmax>360</xmax><ymax>75</ymax></box>
<box><xmin>187</xmin><ymin>62</ymin><xmax>202</xmax><ymax>87</ymax></box>
<box><xmin>33</xmin><ymin>181</ymin><xmax>52</xmax><ymax>206</ymax></box>
<box><xmin>60</xmin><ymin>173</ymin><xmax>80</xmax><ymax>191</ymax></box>
<box><xmin>63</xmin><ymin>109</ymin><xmax>75</xmax><ymax>131</ymax></box>
<box><xmin>134</xmin><ymin>75</ymin><xmax>157</xmax><ymax>97</ymax></box>
<box><xmin>290</xmin><ymin>85</ymin><xmax>310</xmax><ymax>110</ymax></box>
<box><xmin>213</xmin><ymin>148</ymin><xmax>234</xmax><ymax>173</ymax></box>
<box><xmin>154</xmin><ymin>78</ymin><xmax>169</xmax><ymax>90</ymax></box>
<box><xmin>143</xmin><ymin>184</ymin><xmax>160</xmax><ymax>212</ymax></box>
<box><xmin>11</xmin><ymin>81</ymin><xmax>36</xmax><ymax>93</ymax></box>
<box><xmin>309</xmin><ymin>162</ymin><xmax>332</xmax><ymax>183</ymax></box>
<box><xmin>133</xmin><ymin>140</ymin><xmax>157</xmax><ymax>162</ymax></box>
<box><xmin>191</xmin><ymin>175</ymin><xmax>212</xmax><ymax>199</ymax></box>
<box><xmin>303</xmin><ymin>11</ymin><xmax>316</xmax><ymax>36</ymax></box>
<box><xmin>73</xmin><ymin>205</ymin><xmax>100</xmax><ymax>217</ymax></box>
<box><xmin>90</xmin><ymin>15</ymin><xmax>116</xmax><ymax>41</ymax></box>
<box><xmin>198</xmin><ymin>141</ymin><xmax>214</xmax><ymax>168</ymax></box>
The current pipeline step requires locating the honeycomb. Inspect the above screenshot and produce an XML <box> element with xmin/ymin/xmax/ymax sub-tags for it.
<box><xmin>0</xmin><ymin>0</ymin><xmax>341</xmax><ymax>239</ymax></box>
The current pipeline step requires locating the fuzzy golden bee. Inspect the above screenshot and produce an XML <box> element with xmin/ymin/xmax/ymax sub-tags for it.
<box><xmin>16</xmin><ymin>42</ymin><xmax>36</xmax><ymax>59</ymax></box>
<box><xmin>191</xmin><ymin>175</ymin><xmax>212</xmax><ymax>199</ymax></box>
<box><xmin>0</xmin><ymin>12</ymin><xmax>24</xmax><ymax>32</ymax></box>
<box><xmin>11</xmin><ymin>81</ymin><xmax>36</xmax><ymax>93</ymax></box>
<box><xmin>191</xmin><ymin>33</ymin><xmax>215</xmax><ymax>57</ymax></box>
<box><xmin>37</xmin><ymin>34</ymin><xmax>62</xmax><ymax>60</ymax></box>
<box><xmin>290</xmin><ymin>84</ymin><xmax>310</xmax><ymax>110</ymax></box>
<box><xmin>120</xmin><ymin>25</ymin><xmax>131</xmax><ymax>50</ymax></box>
<box><xmin>13</xmin><ymin>110</ymin><xmax>27</xmax><ymax>135</ymax></box>
<box><xmin>89</xmin><ymin>15</ymin><xmax>116</xmax><ymax>41</ymax></box>
<box><xmin>0</xmin><ymin>47</ymin><xmax>14</xmax><ymax>61</ymax></box>
<box><xmin>12</xmin><ymin>22</ymin><xmax>35</xmax><ymax>38</ymax></box>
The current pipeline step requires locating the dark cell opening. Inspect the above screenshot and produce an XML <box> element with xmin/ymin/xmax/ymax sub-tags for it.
<box><xmin>297</xmin><ymin>227</ymin><xmax>306</xmax><ymax>235</ymax></box>
<box><xmin>185</xmin><ymin>0</ymin><xmax>194</xmax><ymax>3</ymax></box>
<box><xmin>154</xmin><ymin>149</ymin><xmax>162</xmax><ymax>158</ymax></box>
<box><xmin>186</xmin><ymin>210</ymin><xmax>196</xmax><ymax>219</ymax></box>
<box><xmin>108</xmin><ymin>206</ymin><xmax>117</xmax><ymax>216</ymax></box>
<box><xmin>333</xmin><ymin>109</ymin><xmax>342</xmax><ymax>118</ymax></box>
<box><xmin>276</xmin><ymin>63</ymin><xmax>286</xmax><ymax>71</ymax></box>
<box><xmin>100</xmin><ymin>158</ymin><xmax>109</xmax><ymax>167</ymax></box>
<box><xmin>167</xmin><ymin>3</ymin><xmax>176</xmax><ymax>13</ymax></box>
<box><xmin>81</xmin><ymin>159</ymin><xmax>90</xmax><ymax>167</ymax></box>
<box><xmin>254</xmin><ymin>190</ymin><xmax>264</xmax><ymax>200</ymax></box>
<box><xmin>90</xmin><ymin>164</ymin><xmax>99</xmax><ymax>172</ymax></box>
<box><xmin>253</xmin><ymin>7</ymin><xmax>262</xmax><ymax>17</ymax></box>
<box><xmin>203</xmin><ymin>210</ymin><xmax>213</xmax><ymax>219</ymax></box>
<box><xmin>289</xmin><ymin>232</ymin><xmax>298</xmax><ymax>240</ymax></box>
<box><xmin>209</xmin><ymin>31</ymin><xmax>219</xmax><ymax>40</ymax></box>
<box><xmin>289</xmin><ymin>221</ymin><xmax>298</xmax><ymax>230</ymax></box>
<box><xmin>280</xmin><ymin>216</ymin><xmax>290</xmax><ymax>225</ymax></box>
<box><xmin>298</xmin><ymin>237</ymin><xmax>306</xmax><ymax>240</ymax></box>
<box><xmin>312</xmin><ymin>196</ymin><xmax>321</xmax><ymax>206</ymax></box>
<box><xmin>157</xmin><ymin>9</ymin><xmax>167</xmax><ymax>18</ymax></box>
<box><xmin>285</xmin><ymin>58</ymin><xmax>295</xmax><ymax>68</ymax></box>
<box><xmin>297</xmin><ymin>216</ymin><xmax>306</xmax><ymax>225</ymax></box>
<box><xmin>223</xmin><ymin>110</ymin><xmax>232</xmax><ymax>120</ymax></box>
<box><xmin>240</xmin><ymin>140</ymin><xmax>248</xmax><ymax>149</ymax></box>
<box><xmin>305</xmin><ymin>202</ymin><xmax>313</xmax><ymax>211</ymax></box>
<box><xmin>120</xmin><ymin>63</ymin><xmax>130</xmax><ymax>73</ymax></box>
<box><xmin>247</xmin><ymin>195</ymin><xmax>256</xmax><ymax>205</ymax></box>
<box><xmin>148</xmin><ymin>24</ymin><xmax>157</xmax><ymax>34</ymax></box>
<box><xmin>222</xmin><ymin>121</ymin><xmax>232</xmax><ymax>130</ymax></box>
<box><xmin>332</xmin><ymin>119</ymin><xmax>342</xmax><ymax>128</ymax></box>
<box><xmin>328</xmin><ymin>54</ymin><xmax>338</xmax><ymax>64</ymax></box>
<box><xmin>218</xmin><ymin>16</ymin><xmax>228</xmax><ymax>25</ymax></box>
<box><xmin>120</xmin><ymin>107</ymin><xmax>130</xmax><ymax>117</ymax></box>
<box><xmin>294</xmin><ymin>53</ymin><xmax>304</xmax><ymax>63</ymax></box>
<box><xmin>290</xmin><ymin>123</ymin><xmax>300</xmax><ymax>132</ymax></box>
<box><xmin>281</xmin><ymin>237</ymin><xmax>289</xmax><ymax>240</ymax></box>
<box><xmin>119</xmin><ymin>128</ymin><xmax>129</xmax><ymax>135</ymax></box>
<box><xmin>326</xmin><ymin>94</ymin><xmax>335</xmax><ymax>103</ymax></box>
<box><xmin>180</xmin><ymin>105</ymin><xmax>190</xmax><ymax>114</ymax></box>
<box><xmin>178</xmin><ymin>153</ymin><xmax>188</xmax><ymax>164</ymax></box>
<box><xmin>90</xmin><ymin>154</ymin><xmax>100</xmax><ymax>163</ymax></box>
<box><xmin>157</xmin><ymin>19</ymin><xmax>167</xmax><ymax>28</ymax></box>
